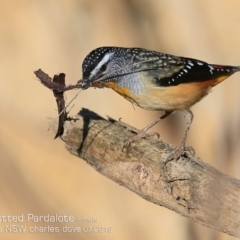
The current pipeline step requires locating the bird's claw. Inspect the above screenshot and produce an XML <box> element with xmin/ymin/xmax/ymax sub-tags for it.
<box><xmin>122</xmin><ymin>131</ymin><xmax>160</xmax><ymax>150</ymax></box>
<box><xmin>164</xmin><ymin>145</ymin><xmax>195</xmax><ymax>165</ymax></box>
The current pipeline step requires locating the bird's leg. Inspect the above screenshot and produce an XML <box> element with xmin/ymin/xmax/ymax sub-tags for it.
<box><xmin>123</xmin><ymin>111</ymin><xmax>173</xmax><ymax>148</ymax></box>
<box><xmin>166</xmin><ymin>109</ymin><xmax>195</xmax><ymax>162</ymax></box>
<box><xmin>180</xmin><ymin>109</ymin><xmax>194</xmax><ymax>152</ymax></box>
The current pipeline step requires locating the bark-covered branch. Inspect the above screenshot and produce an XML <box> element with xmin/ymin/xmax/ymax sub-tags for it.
<box><xmin>59</xmin><ymin>109</ymin><xmax>240</xmax><ymax>238</ymax></box>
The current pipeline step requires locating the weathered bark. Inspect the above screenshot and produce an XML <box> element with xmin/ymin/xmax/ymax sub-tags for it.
<box><xmin>58</xmin><ymin>108</ymin><xmax>240</xmax><ymax>238</ymax></box>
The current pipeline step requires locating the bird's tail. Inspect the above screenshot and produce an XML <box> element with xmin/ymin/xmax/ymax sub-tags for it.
<box><xmin>209</xmin><ymin>64</ymin><xmax>240</xmax><ymax>85</ymax></box>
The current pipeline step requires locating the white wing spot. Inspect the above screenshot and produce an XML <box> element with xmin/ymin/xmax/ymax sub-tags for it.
<box><xmin>209</xmin><ymin>66</ymin><xmax>214</xmax><ymax>74</ymax></box>
<box><xmin>197</xmin><ymin>61</ymin><xmax>204</xmax><ymax>66</ymax></box>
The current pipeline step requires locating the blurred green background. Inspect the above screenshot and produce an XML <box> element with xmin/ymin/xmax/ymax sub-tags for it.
<box><xmin>1</xmin><ymin>0</ymin><xmax>240</xmax><ymax>239</ymax></box>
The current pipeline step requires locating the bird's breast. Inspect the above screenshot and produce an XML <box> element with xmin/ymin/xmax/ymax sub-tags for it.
<box><xmin>93</xmin><ymin>75</ymin><xmax>223</xmax><ymax>111</ymax></box>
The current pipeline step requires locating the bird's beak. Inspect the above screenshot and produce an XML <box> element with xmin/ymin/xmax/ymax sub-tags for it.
<box><xmin>78</xmin><ymin>78</ymin><xmax>105</xmax><ymax>90</ymax></box>
<box><xmin>78</xmin><ymin>79</ymin><xmax>90</xmax><ymax>90</ymax></box>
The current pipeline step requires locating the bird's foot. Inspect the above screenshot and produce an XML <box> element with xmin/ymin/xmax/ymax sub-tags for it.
<box><xmin>122</xmin><ymin>130</ymin><xmax>159</xmax><ymax>150</ymax></box>
<box><xmin>164</xmin><ymin>145</ymin><xmax>195</xmax><ymax>166</ymax></box>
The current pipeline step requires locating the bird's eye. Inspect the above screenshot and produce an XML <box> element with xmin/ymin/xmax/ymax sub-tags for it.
<box><xmin>100</xmin><ymin>64</ymin><xmax>107</xmax><ymax>73</ymax></box>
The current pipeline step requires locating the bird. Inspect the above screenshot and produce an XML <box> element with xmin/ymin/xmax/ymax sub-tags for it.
<box><xmin>80</xmin><ymin>46</ymin><xmax>240</xmax><ymax>154</ymax></box>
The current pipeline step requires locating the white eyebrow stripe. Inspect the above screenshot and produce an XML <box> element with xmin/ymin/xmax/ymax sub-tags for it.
<box><xmin>89</xmin><ymin>52</ymin><xmax>114</xmax><ymax>79</ymax></box>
